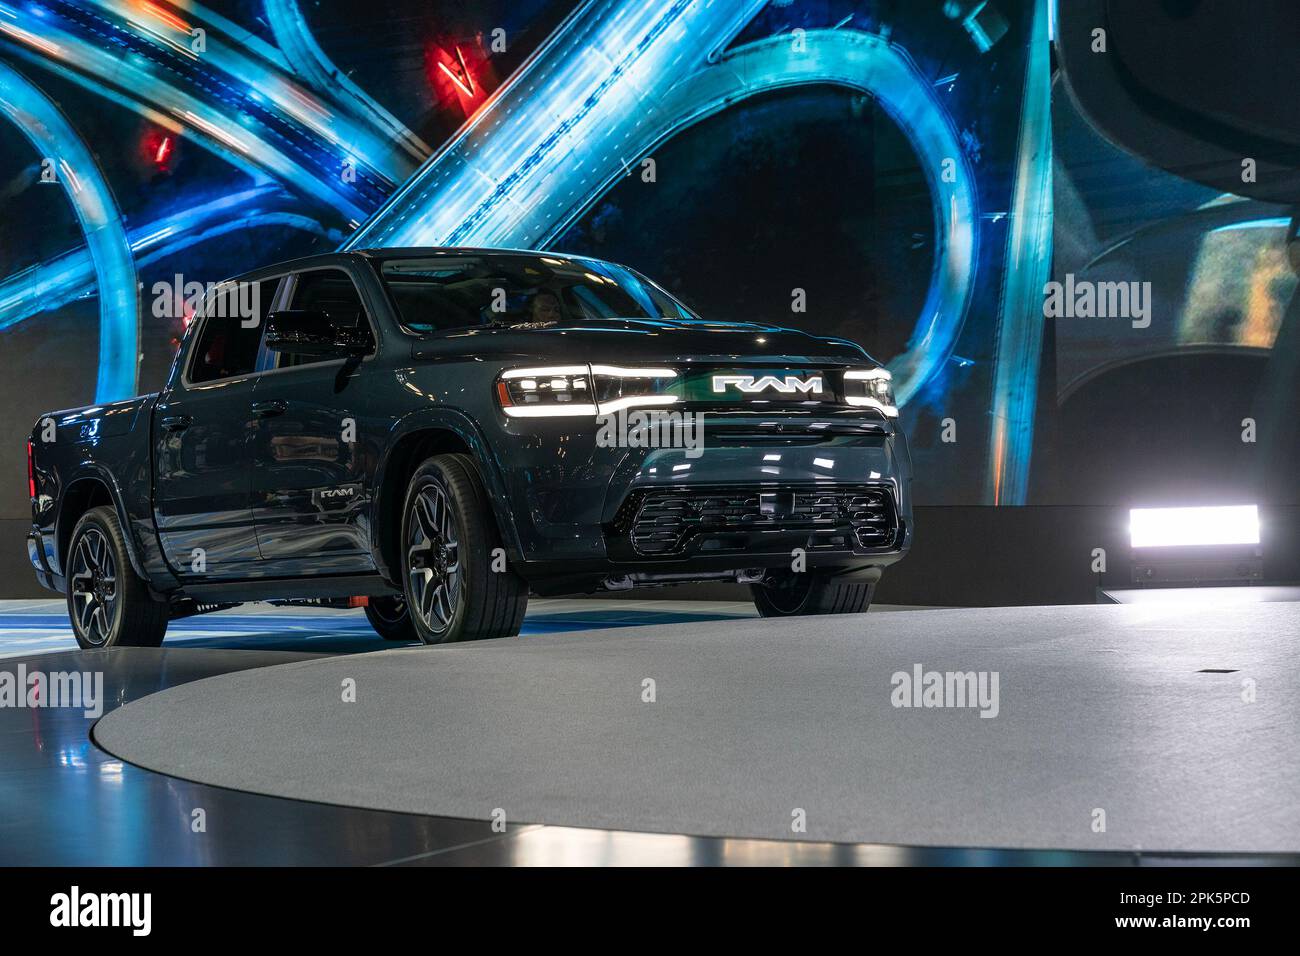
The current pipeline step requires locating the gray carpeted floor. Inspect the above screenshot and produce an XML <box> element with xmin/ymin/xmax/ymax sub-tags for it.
<box><xmin>94</xmin><ymin>603</ymin><xmax>1300</xmax><ymax>852</ymax></box>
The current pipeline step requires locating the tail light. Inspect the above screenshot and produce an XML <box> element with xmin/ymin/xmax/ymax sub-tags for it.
<box><xmin>26</xmin><ymin>440</ymin><xmax>35</xmax><ymax>499</ymax></box>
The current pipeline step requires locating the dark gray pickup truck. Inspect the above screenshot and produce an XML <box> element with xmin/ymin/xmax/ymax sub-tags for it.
<box><xmin>27</xmin><ymin>249</ymin><xmax>912</xmax><ymax>648</ymax></box>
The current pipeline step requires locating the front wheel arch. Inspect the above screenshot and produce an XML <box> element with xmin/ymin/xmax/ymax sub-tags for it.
<box><xmin>372</xmin><ymin>416</ymin><xmax>519</xmax><ymax>586</ymax></box>
<box><xmin>751</xmin><ymin>569</ymin><xmax>877</xmax><ymax>617</ymax></box>
<box><xmin>399</xmin><ymin>453</ymin><xmax>528</xmax><ymax>643</ymax></box>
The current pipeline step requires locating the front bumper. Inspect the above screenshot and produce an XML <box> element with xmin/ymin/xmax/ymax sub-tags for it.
<box><xmin>500</xmin><ymin>409</ymin><xmax>913</xmax><ymax>587</ymax></box>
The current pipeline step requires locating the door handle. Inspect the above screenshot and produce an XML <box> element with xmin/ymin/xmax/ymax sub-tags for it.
<box><xmin>159</xmin><ymin>415</ymin><xmax>192</xmax><ymax>433</ymax></box>
<box><xmin>251</xmin><ymin>400</ymin><xmax>287</xmax><ymax>419</ymax></box>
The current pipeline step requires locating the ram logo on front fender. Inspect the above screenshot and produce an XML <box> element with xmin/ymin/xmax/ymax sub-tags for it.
<box><xmin>711</xmin><ymin>374</ymin><xmax>824</xmax><ymax>395</ymax></box>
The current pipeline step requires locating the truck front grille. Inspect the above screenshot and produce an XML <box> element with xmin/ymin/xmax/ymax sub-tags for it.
<box><xmin>609</xmin><ymin>484</ymin><xmax>898</xmax><ymax>557</ymax></box>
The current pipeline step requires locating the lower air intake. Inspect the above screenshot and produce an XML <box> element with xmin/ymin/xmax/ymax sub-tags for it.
<box><xmin>610</xmin><ymin>484</ymin><xmax>898</xmax><ymax>557</ymax></box>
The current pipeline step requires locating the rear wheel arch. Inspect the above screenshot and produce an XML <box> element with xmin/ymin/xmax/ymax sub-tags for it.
<box><xmin>66</xmin><ymin>505</ymin><xmax>168</xmax><ymax>648</ymax></box>
<box><xmin>57</xmin><ymin>476</ymin><xmax>125</xmax><ymax>576</ymax></box>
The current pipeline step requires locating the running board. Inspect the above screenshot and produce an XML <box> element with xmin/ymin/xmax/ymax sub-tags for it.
<box><xmin>176</xmin><ymin>574</ymin><xmax>400</xmax><ymax>604</ymax></box>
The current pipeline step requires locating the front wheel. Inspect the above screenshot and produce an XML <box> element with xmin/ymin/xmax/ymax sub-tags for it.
<box><xmin>400</xmin><ymin>454</ymin><xmax>528</xmax><ymax>644</ymax></box>
<box><xmin>66</xmin><ymin>506</ymin><xmax>169</xmax><ymax>648</ymax></box>
<box><xmin>751</xmin><ymin>570</ymin><xmax>875</xmax><ymax>617</ymax></box>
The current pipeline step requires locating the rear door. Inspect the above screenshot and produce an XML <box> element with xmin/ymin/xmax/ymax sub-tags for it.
<box><xmin>153</xmin><ymin>277</ymin><xmax>281</xmax><ymax>577</ymax></box>
<box><xmin>248</xmin><ymin>266</ymin><xmax>379</xmax><ymax>576</ymax></box>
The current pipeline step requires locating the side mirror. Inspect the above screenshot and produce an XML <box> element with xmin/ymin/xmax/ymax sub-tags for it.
<box><xmin>265</xmin><ymin>310</ymin><xmax>370</xmax><ymax>357</ymax></box>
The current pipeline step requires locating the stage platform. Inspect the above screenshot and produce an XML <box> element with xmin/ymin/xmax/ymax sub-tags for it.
<box><xmin>3</xmin><ymin>599</ymin><xmax>1297</xmax><ymax>865</ymax></box>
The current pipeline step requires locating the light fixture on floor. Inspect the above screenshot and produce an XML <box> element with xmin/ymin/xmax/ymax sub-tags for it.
<box><xmin>1129</xmin><ymin>505</ymin><xmax>1263</xmax><ymax>586</ymax></box>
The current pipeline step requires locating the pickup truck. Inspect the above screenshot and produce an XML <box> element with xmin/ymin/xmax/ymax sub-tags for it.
<box><xmin>27</xmin><ymin>249</ymin><xmax>913</xmax><ymax>648</ymax></box>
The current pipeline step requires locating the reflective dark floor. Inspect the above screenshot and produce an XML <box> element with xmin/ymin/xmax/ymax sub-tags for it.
<box><xmin>0</xmin><ymin>597</ymin><xmax>757</xmax><ymax>659</ymax></box>
<box><xmin>3</xmin><ymin>602</ymin><xmax>1297</xmax><ymax>866</ymax></box>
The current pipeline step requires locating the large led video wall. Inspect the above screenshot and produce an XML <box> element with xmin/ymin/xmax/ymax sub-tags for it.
<box><xmin>1</xmin><ymin>0</ymin><xmax>1294</xmax><ymax>519</ymax></box>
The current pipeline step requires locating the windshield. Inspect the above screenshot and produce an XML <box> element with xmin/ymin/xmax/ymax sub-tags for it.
<box><xmin>377</xmin><ymin>254</ymin><xmax>697</xmax><ymax>333</ymax></box>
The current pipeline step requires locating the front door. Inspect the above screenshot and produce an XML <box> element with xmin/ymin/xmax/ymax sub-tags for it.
<box><xmin>249</xmin><ymin>267</ymin><xmax>378</xmax><ymax>576</ymax></box>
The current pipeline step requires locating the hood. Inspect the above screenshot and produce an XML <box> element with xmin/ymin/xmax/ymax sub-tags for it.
<box><xmin>412</xmin><ymin>316</ymin><xmax>878</xmax><ymax>367</ymax></box>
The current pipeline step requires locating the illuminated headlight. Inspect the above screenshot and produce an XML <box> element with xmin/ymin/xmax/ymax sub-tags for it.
<box><xmin>496</xmin><ymin>366</ymin><xmax>596</xmax><ymax>417</ymax></box>
<box><xmin>843</xmin><ymin>368</ymin><xmax>898</xmax><ymax>417</ymax></box>
<box><xmin>495</xmin><ymin>365</ymin><xmax>678</xmax><ymax>418</ymax></box>
<box><xmin>589</xmin><ymin>365</ymin><xmax>679</xmax><ymax>414</ymax></box>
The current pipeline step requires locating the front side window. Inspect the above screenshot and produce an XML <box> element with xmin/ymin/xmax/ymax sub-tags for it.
<box><xmin>378</xmin><ymin>255</ymin><xmax>697</xmax><ymax>334</ymax></box>
<box><xmin>274</xmin><ymin>269</ymin><xmax>373</xmax><ymax>369</ymax></box>
<box><xmin>188</xmin><ymin>278</ymin><xmax>279</xmax><ymax>384</ymax></box>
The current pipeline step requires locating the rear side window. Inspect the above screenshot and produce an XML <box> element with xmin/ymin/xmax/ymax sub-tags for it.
<box><xmin>188</xmin><ymin>278</ymin><xmax>279</xmax><ymax>384</ymax></box>
<box><xmin>274</xmin><ymin>269</ymin><xmax>373</xmax><ymax>369</ymax></box>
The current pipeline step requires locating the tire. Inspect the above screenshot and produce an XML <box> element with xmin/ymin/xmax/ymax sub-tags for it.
<box><xmin>399</xmin><ymin>454</ymin><xmax>528</xmax><ymax>644</ymax></box>
<box><xmin>751</xmin><ymin>570</ymin><xmax>875</xmax><ymax>617</ymax></box>
<box><xmin>364</xmin><ymin>595</ymin><xmax>417</xmax><ymax>642</ymax></box>
<box><xmin>65</xmin><ymin>506</ymin><xmax>169</xmax><ymax>649</ymax></box>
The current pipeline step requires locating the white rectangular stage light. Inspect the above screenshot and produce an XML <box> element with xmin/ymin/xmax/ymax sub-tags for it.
<box><xmin>1129</xmin><ymin>505</ymin><xmax>1260</xmax><ymax>549</ymax></box>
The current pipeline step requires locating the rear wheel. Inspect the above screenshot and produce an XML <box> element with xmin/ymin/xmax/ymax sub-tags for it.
<box><xmin>364</xmin><ymin>595</ymin><xmax>417</xmax><ymax>642</ymax></box>
<box><xmin>66</xmin><ymin>506</ymin><xmax>169</xmax><ymax>648</ymax></box>
<box><xmin>751</xmin><ymin>570</ymin><xmax>875</xmax><ymax>617</ymax></box>
<box><xmin>400</xmin><ymin>454</ymin><xmax>528</xmax><ymax>644</ymax></box>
